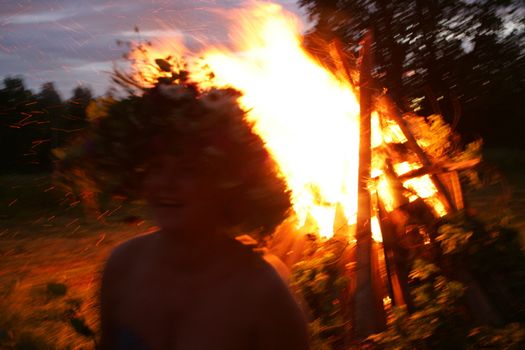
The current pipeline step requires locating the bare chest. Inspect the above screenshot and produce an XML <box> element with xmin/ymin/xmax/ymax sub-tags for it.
<box><xmin>114</xmin><ymin>259</ymin><xmax>257</xmax><ymax>349</ymax></box>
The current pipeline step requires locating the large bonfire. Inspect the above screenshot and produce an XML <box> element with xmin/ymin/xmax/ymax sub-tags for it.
<box><xmin>58</xmin><ymin>1</ymin><xmax>525</xmax><ymax>349</ymax></box>
<box><xmin>125</xmin><ymin>2</ymin><xmax>453</xmax><ymax>241</ymax></box>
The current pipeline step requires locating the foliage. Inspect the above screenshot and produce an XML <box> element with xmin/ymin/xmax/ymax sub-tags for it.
<box><xmin>453</xmin><ymin>140</ymin><xmax>484</xmax><ymax>189</ymax></box>
<box><xmin>368</xmin><ymin>212</ymin><xmax>525</xmax><ymax>349</ymax></box>
<box><xmin>65</xmin><ymin>86</ymin><xmax>92</xmax><ymax>133</ymax></box>
<box><xmin>291</xmin><ymin>238</ymin><xmax>350</xmax><ymax>349</ymax></box>
<box><xmin>0</xmin><ymin>77</ymin><xmax>46</xmax><ymax>172</ymax></box>
<box><xmin>436</xmin><ymin>222</ymin><xmax>473</xmax><ymax>255</ymax></box>
<box><xmin>405</xmin><ymin>114</ymin><xmax>454</xmax><ymax>160</ymax></box>
<box><xmin>85</xmin><ymin>96</ymin><xmax>116</xmax><ymax>122</ymax></box>
<box><xmin>0</xmin><ymin>76</ymin><xmax>95</xmax><ymax>173</ymax></box>
<box><xmin>299</xmin><ymin>0</ymin><xmax>525</xmax><ymax>148</ymax></box>
<box><xmin>442</xmin><ymin>214</ymin><xmax>525</xmax><ymax>322</ymax></box>
<box><xmin>402</xmin><ymin>112</ymin><xmax>483</xmax><ymax>190</ymax></box>
<box><xmin>468</xmin><ymin>323</ymin><xmax>525</xmax><ymax>350</ymax></box>
<box><xmin>368</xmin><ymin>259</ymin><xmax>468</xmax><ymax>350</ymax></box>
<box><xmin>404</xmin><ymin>113</ymin><xmax>482</xmax><ymax>164</ymax></box>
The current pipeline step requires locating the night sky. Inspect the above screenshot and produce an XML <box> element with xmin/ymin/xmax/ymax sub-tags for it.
<box><xmin>0</xmin><ymin>0</ymin><xmax>305</xmax><ymax>98</ymax></box>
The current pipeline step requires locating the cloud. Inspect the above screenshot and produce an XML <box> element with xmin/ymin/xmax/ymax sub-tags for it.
<box><xmin>3</xmin><ymin>9</ymin><xmax>74</xmax><ymax>25</ymax></box>
<box><xmin>0</xmin><ymin>0</ymin><xmax>307</xmax><ymax>97</ymax></box>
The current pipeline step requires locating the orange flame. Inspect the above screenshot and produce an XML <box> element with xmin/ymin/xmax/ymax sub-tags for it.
<box><xmin>131</xmin><ymin>2</ymin><xmax>449</xmax><ymax>240</ymax></box>
<box><xmin>195</xmin><ymin>3</ymin><xmax>361</xmax><ymax>238</ymax></box>
<box><xmin>394</xmin><ymin>162</ymin><xmax>447</xmax><ymax>216</ymax></box>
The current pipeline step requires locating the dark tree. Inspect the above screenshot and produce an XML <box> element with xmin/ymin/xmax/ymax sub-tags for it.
<box><xmin>0</xmin><ymin>76</ymin><xmax>40</xmax><ymax>172</ymax></box>
<box><xmin>63</xmin><ymin>85</ymin><xmax>93</xmax><ymax>142</ymax></box>
<box><xmin>454</xmin><ymin>31</ymin><xmax>525</xmax><ymax>147</ymax></box>
<box><xmin>35</xmin><ymin>82</ymin><xmax>64</xmax><ymax>169</ymax></box>
<box><xmin>299</xmin><ymin>0</ymin><xmax>525</xmax><ymax>147</ymax></box>
<box><xmin>0</xmin><ymin>80</ymin><xmax>97</xmax><ymax>173</ymax></box>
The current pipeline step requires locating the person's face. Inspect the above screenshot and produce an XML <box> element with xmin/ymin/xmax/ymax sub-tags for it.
<box><xmin>142</xmin><ymin>153</ymin><xmax>220</xmax><ymax>235</ymax></box>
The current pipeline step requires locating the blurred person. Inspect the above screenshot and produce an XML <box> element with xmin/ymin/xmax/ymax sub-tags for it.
<box><xmin>78</xmin><ymin>85</ymin><xmax>310</xmax><ymax>349</ymax></box>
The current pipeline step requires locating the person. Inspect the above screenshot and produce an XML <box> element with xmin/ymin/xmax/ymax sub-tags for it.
<box><xmin>91</xmin><ymin>85</ymin><xmax>310</xmax><ymax>349</ymax></box>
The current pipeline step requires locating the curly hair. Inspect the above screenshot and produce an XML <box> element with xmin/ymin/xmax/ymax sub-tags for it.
<box><xmin>57</xmin><ymin>83</ymin><xmax>292</xmax><ymax>238</ymax></box>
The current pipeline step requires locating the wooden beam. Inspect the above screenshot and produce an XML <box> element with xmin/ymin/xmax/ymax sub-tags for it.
<box><xmin>376</xmin><ymin>95</ymin><xmax>457</xmax><ymax>212</ymax></box>
<box><xmin>376</xmin><ymin>200</ymin><xmax>413</xmax><ymax>311</ymax></box>
<box><xmin>329</xmin><ymin>38</ymin><xmax>357</xmax><ymax>87</ymax></box>
<box><xmin>393</xmin><ymin>158</ymin><xmax>481</xmax><ymax>182</ymax></box>
<box><xmin>354</xmin><ymin>29</ymin><xmax>386</xmax><ymax>339</ymax></box>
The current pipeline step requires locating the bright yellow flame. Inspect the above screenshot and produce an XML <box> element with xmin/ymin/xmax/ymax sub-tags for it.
<box><xmin>131</xmin><ymin>2</ymin><xmax>451</xmax><ymax>239</ymax></box>
<box><xmin>383</xmin><ymin>120</ymin><xmax>407</xmax><ymax>144</ymax></box>
<box><xmin>194</xmin><ymin>3</ymin><xmax>361</xmax><ymax>238</ymax></box>
<box><xmin>394</xmin><ymin>162</ymin><xmax>447</xmax><ymax>216</ymax></box>
<box><xmin>371</xmin><ymin>216</ymin><xmax>383</xmax><ymax>242</ymax></box>
<box><xmin>375</xmin><ymin>176</ymin><xmax>396</xmax><ymax>212</ymax></box>
<box><xmin>371</xmin><ymin>111</ymin><xmax>383</xmax><ymax>149</ymax></box>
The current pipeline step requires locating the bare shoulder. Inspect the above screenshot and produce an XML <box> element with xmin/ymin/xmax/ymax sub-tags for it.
<box><xmin>236</xmin><ymin>249</ymin><xmax>310</xmax><ymax>349</ymax></box>
<box><xmin>224</xmin><ymin>244</ymin><xmax>295</xmax><ymax>307</ymax></box>
<box><xmin>226</xmin><ymin>244</ymin><xmax>281</xmax><ymax>288</ymax></box>
<box><xmin>247</xmin><ymin>256</ymin><xmax>299</xmax><ymax>312</ymax></box>
<box><xmin>244</xmin><ymin>253</ymin><xmax>288</xmax><ymax>292</ymax></box>
<box><xmin>228</xmin><ymin>245</ymin><xmax>293</xmax><ymax>304</ymax></box>
<box><xmin>102</xmin><ymin>233</ymin><xmax>155</xmax><ymax>285</ymax></box>
<box><xmin>99</xmin><ymin>233</ymin><xmax>156</xmax><ymax>349</ymax></box>
<box><xmin>107</xmin><ymin>233</ymin><xmax>153</xmax><ymax>261</ymax></box>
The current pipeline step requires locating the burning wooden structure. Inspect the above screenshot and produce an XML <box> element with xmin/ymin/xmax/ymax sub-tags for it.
<box><xmin>265</xmin><ymin>26</ymin><xmax>482</xmax><ymax>346</ymax></box>
<box><xmin>123</xmin><ymin>3</ymin><xmax>502</xmax><ymax>346</ymax></box>
<box><xmin>268</xmin><ymin>85</ymin><xmax>477</xmax><ymax>341</ymax></box>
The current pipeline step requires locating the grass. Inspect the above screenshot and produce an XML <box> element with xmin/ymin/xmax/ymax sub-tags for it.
<box><xmin>0</xmin><ymin>148</ymin><xmax>524</xmax><ymax>349</ymax></box>
<box><xmin>0</xmin><ymin>173</ymin><xmax>155</xmax><ymax>349</ymax></box>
